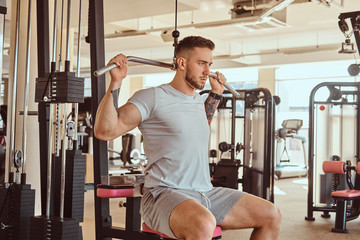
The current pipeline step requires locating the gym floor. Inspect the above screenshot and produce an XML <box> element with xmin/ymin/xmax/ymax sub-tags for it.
<box><xmin>81</xmin><ymin>178</ymin><xmax>360</xmax><ymax>240</ymax></box>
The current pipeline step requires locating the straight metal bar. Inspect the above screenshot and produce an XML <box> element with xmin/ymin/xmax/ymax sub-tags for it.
<box><xmin>94</xmin><ymin>56</ymin><xmax>241</xmax><ymax>98</ymax></box>
<box><xmin>21</xmin><ymin>0</ymin><xmax>32</xmax><ymax>175</ymax></box>
<box><xmin>8</xmin><ymin>0</ymin><xmax>21</xmax><ymax>182</ymax></box>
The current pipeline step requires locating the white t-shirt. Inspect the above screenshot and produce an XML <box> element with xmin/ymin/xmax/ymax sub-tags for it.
<box><xmin>128</xmin><ymin>84</ymin><xmax>213</xmax><ymax>192</ymax></box>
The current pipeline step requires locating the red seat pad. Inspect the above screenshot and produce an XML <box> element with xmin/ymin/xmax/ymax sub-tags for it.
<box><xmin>331</xmin><ymin>189</ymin><xmax>360</xmax><ymax>198</ymax></box>
<box><xmin>357</xmin><ymin>161</ymin><xmax>360</xmax><ymax>175</ymax></box>
<box><xmin>322</xmin><ymin>161</ymin><xmax>345</xmax><ymax>174</ymax></box>
<box><xmin>142</xmin><ymin>223</ymin><xmax>222</xmax><ymax>238</ymax></box>
<box><xmin>97</xmin><ymin>184</ymin><xmax>135</xmax><ymax>198</ymax></box>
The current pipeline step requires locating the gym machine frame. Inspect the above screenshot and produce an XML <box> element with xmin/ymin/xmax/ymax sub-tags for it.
<box><xmin>201</xmin><ymin>88</ymin><xmax>275</xmax><ymax>202</ymax></box>
<box><xmin>88</xmin><ymin>1</ymin><xmax>247</xmax><ymax>239</ymax></box>
<box><xmin>0</xmin><ymin>1</ymin><xmax>36</xmax><ymax>239</ymax></box>
<box><xmin>305</xmin><ymin>81</ymin><xmax>360</xmax><ymax>221</ymax></box>
<box><xmin>32</xmin><ymin>1</ymin><xmax>86</xmax><ymax>239</ymax></box>
<box><xmin>306</xmin><ymin>10</ymin><xmax>360</xmax><ymax>223</ymax></box>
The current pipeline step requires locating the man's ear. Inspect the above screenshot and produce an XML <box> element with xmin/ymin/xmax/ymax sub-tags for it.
<box><xmin>176</xmin><ymin>57</ymin><xmax>185</xmax><ymax>70</ymax></box>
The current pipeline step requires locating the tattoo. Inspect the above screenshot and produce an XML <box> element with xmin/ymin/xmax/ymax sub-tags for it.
<box><xmin>205</xmin><ymin>95</ymin><xmax>221</xmax><ymax>125</ymax></box>
<box><xmin>111</xmin><ymin>88</ymin><xmax>120</xmax><ymax>116</ymax></box>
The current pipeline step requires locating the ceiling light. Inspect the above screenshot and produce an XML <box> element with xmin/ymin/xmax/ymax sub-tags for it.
<box><xmin>261</xmin><ymin>0</ymin><xmax>295</xmax><ymax>18</ymax></box>
<box><xmin>105</xmin><ymin>30</ymin><xmax>147</xmax><ymax>39</ymax></box>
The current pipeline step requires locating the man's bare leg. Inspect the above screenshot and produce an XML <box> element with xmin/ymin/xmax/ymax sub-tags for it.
<box><xmin>220</xmin><ymin>194</ymin><xmax>282</xmax><ymax>240</ymax></box>
<box><xmin>169</xmin><ymin>199</ymin><xmax>216</xmax><ymax>240</ymax></box>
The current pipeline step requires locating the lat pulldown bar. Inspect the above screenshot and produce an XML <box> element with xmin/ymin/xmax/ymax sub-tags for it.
<box><xmin>94</xmin><ymin>56</ymin><xmax>241</xmax><ymax>99</ymax></box>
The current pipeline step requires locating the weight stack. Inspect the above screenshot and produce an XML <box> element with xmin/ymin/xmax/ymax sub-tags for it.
<box><xmin>0</xmin><ymin>183</ymin><xmax>35</xmax><ymax>240</ymax></box>
<box><xmin>35</xmin><ymin>71</ymin><xmax>84</xmax><ymax>103</ymax></box>
<box><xmin>30</xmin><ymin>216</ymin><xmax>79</xmax><ymax>240</ymax></box>
<box><xmin>64</xmin><ymin>149</ymin><xmax>86</xmax><ymax>221</ymax></box>
<box><xmin>53</xmin><ymin>149</ymin><xmax>86</xmax><ymax>222</ymax></box>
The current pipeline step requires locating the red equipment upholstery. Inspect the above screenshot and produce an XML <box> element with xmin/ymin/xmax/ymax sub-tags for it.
<box><xmin>142</xmin><ymin>223</ymin><xmax>222</xmax><ymax>239</ymax></box>
<box><xmin>322</xmin><ymin>161</ymin><xmax>345</xmax><ymax>174</ymax></box>
<box><xmin>322</xmin><ymin>160</ymin><xmax>360</xmax><ymax>233</ymax></box>
<box><xmin>96</xmin><ymin>184</ymin><xmax>135</xmax><ymax>198</ymax></box>
<box><xmin>331</xmin><ymin>189</ymin><xmax>360</xmax><ymax>198</ymax></box>
<box><xmin>97</xmin><ymin>184</ymin><xmax>223</xmax><ymax>239</ymax></box>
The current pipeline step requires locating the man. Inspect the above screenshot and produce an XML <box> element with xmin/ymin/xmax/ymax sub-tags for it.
<box><xmin>94</xmin><ymin>36</ymin><xmax>281</xmax><ymax>240</ymax></box>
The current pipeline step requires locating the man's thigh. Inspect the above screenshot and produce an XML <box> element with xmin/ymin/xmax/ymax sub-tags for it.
<box><xmin>220</xmin><ymin>193</ymin><xmax>278</xmax><ymax>229</ymax></box>
<box><xmin>140</xmin><ymin>188</ymin><xmax>202</xmax><ymax>238</ymax></box>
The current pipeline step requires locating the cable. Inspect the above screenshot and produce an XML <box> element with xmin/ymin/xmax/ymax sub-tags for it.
<box><xmin>172</xmin><ymin>0</ymin><xmax>180</xmax><ymax>68</ymax></box>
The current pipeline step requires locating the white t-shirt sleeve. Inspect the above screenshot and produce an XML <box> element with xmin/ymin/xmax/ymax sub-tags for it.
<box><xmin>127</xmin><ymin>87</ymin><xmax>156</xmax><ymax>122</ymax></box>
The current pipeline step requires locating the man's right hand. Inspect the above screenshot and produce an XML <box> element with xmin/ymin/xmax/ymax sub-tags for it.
<box><xmin>108</xmin><ymin>54</ymin><xmax>128</xmax><ymax>81</ymax></box>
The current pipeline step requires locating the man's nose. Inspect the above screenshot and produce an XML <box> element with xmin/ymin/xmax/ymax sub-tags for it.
<box><xmin>203</xmin><ymin>65</ymin><xmax>210</xmax><ymax>75</ymax></box>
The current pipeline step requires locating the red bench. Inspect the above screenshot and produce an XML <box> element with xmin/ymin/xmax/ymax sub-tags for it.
<box><xmin>322</xmin><ymin>160</ymin><xmax>360</xmax><ymax>233</ymax></box>
<box><xmin>97</xmin><ymin>184</ymin><xmax>222</xmax><ymax>239</ymax></box>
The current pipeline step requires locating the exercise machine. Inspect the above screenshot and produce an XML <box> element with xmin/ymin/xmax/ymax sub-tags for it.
<box><xmin>305</xmin><ymin>81</ymin><xmax>360</xmax><ymax>228</ymax></box>
<box><xmin>202</xmin><ymin>88</ymin><xmax>275</xmax><ymax>202</ymax></box>
<box><xmin>275</xmin><ymin>119</ymin><xmax>307</xmax><ymax>179</ymax></box>
<box><xmin>30</xmin><ymin>1</ymin><xmax>86</xmax><ymax>239</ymax></box>
<box><xmin>88</xmin><ymin>0</ymin><xmax>246</xmax><ymax>237</ymax></box>
<box><xmin>305</xmin><ymin>11</ymin><xmax>360</xmax><ymax>231</ymax></box>
<box><xmin>322</xmin><ymin>160</ymin><xmax>360</xmax><ymax>233</ymax></box>
<box><xmin>0</xmin><ymin>1</ymin><xmax>36</xmax><ymax>239</ymax></box>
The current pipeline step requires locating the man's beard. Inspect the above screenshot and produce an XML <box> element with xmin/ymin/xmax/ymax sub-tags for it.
<box><xmin>185</xmin><ymin>73</ymin><xmax>205</xmax><ymax>90</ymax></box>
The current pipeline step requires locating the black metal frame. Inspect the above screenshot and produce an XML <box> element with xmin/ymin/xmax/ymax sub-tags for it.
<box><xmin>200</xmin><ymin>88</ymin><xmax>275</xmax><ymax>202</ymax></box>
<box><xmin>306</xmin><ymin>82</ymin><xmax>360</xmax><ymax>221</ymax></box>
<box><xmin>338</xmin><ymin>11</ymin><xmax>360</xmax><ymax>57</ymax></box>
<box><xmin>86</xmin><ymin>1</ymin><xmax>181</xmax><ymax>239</ymax></box>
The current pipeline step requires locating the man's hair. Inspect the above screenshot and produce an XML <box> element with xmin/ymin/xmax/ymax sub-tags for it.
<box><xmin>175</xmin><ymin>36</ymin><xmax>215</xmax><ymax>58</ymax></box>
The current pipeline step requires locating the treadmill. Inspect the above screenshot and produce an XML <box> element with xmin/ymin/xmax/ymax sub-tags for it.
<box><xmin>275</xmin><ymin>119</ymin><xmax>307</xmax><ymax>179</ymax></box>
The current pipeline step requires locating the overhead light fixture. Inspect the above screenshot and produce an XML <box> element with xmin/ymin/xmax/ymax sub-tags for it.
<box><xmin>282</xmin><ymin>44</ymin><xmax>339</xmax><ymax>55</ymax></box>
<box><xmin>261</xmin><ymin>0</ymin><xmax>295</xmax><ymax>19</ymax></box>
<box><xmin>105</xmin><ymin>30</ymin><xmax>147</xmax><ymax>39</ymax></box>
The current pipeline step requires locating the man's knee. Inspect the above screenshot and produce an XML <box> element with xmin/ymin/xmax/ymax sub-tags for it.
<box><xmin>266</xmin><ymin>204</ymin><xmax>282</xmax><ymax>228</ymax></box>
<box><xmin>170</xmin><ymin>200</ymin><xmax>217</xmax><ymax>239</ymax></box>
<box><xmin>190</xmin><ymin>214</ymin><xmax>217</xmax><ymax>239</ymax></box>
<box><xmin>173</xmin><ymin>215</ymin><xmax>216</xmax><ymax>239</ymax></box>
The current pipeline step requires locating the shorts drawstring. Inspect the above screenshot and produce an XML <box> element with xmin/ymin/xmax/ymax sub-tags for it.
<box><xmin>199</xmin><ymin>191</ymin><xmax>211</xmax><ymax>209</ymax></box>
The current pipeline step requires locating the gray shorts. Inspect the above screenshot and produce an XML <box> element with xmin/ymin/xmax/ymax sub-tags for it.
<box><xmin>140</xmin><ymin>187</ymin><xmax>245</xmax><ymax>238</ymax></box>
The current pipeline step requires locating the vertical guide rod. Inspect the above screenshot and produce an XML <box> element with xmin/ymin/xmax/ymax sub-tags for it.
<box><xmin>74</xmin><ymin>0</ymin><xmax>83</xmax><ymax>149</ymax></box>
<box><xmin>65</xmin><ymin>0</ymin><xmax>71</xmax><ymax>71</ymax></box>
<box><xmin>21</xmin><ymin>0</ymin><xmax>32</xmax><ymax>178</ymax></box>
<box><xmin>46</xmin><ymin>104</ymin><xmax>54</xmax><ymax>218</ymax></box>
<box><xmin>8</xmin><ymin>0</ymin><xmax>21</xmax><ymax>182</ymax></box>
<box><xmin>59</xmin><ymin>0</ymin><xmax>73</xmax><ymax>219</ymax></box>
<box><xmin>52</xmin><ymin>0</ymin><xmax>58</xmax><ymax>66</ymax></box>
<box><xmin>60</xmin><ymin>103</ymin><xmax>67</xmax><ymax>219</ymax></box>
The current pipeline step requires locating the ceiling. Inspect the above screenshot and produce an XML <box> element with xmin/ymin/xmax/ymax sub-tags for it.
<box><xmin>3</xmin><ymin>0</ymin><xmax>360</xmax><ymax>77</ymax></box>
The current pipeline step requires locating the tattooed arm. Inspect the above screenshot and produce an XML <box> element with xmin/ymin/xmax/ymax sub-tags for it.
<box><xmin>205</xmin><ymin>71</ymin><xmax>226</xmax><ymax>125</ymax></box>
<box><xmin>205</xmin><ymin>92</ymin><xmax>222</xmax><ymax>125</ymax></box>
<box><xmin>94</xmin><ymin>54</ymin><xmax>141</xmax><ymax>141</ymax></box>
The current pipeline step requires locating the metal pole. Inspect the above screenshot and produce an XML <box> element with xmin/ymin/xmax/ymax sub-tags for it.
<box><xmin>74</xmin><ymin>0</ymin><xmax>83</xmax><ymax>149</ymax></box>
<box><xmin>59</xmin><ymin>103</ymin><xmax>67</xmax><ymax>219</ymax></box>
<box><xmin>46</xmin><ymin>104</ymin><xmax>54</xmax><ymax>218</ymax></box>
<box><xmin>21</xmin><ymin>0</ymin><xmax>32</xmax><ymax>176</ymax></box>
<box><xmin>94</xmin><ymin>56</ymin><xmax>241</xmax><ymax>98</ymax></box>
<box><xmin>52</xmin><ymin>0</ymin><xmax>58</xmax><ymax>64</ymax></box>
<box><xmin>8</xmin><ymin>0</ymin><xmax>21</xmax><ymax>182</ymax></box>
<box><xmin>65</xmin><ymin>0</ymin><xmax>71</xmax><ymax>71</ymax></box>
